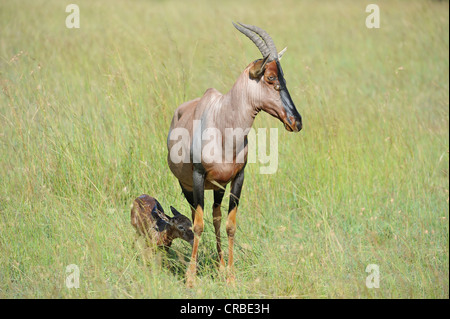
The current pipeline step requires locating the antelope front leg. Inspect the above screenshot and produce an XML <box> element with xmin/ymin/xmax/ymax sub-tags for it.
<box><xmin>226</xmin><ymin>168</ymin><xmax>245</xmax><ymax>285</ymax></box>
<box><xmin>186</xmin><ymin>169</ymin><xmax>205</xmax><ymax>288</ymax></box>
<box><xmin>186</xmin><ymin>167</ymin><xmax>205</xmax><ymax>287</ymax></box>
<box><xmin>186</xmin><ymin>205</ymin><xmax>203</xmax><ymax>287</ymax></box>
<box><xmin>213</xmin><ymin>189</ymin><xmax>226</xmax><ymax>272</ymax></box>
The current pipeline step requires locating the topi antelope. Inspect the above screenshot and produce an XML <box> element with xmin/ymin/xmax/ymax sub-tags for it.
<box><xmin>131</xmin><ymin>194</ymin><xmax>194</xmax><ymax>247</ymax></box>
<box><xmin>167</xmin><ymin>22</ymin><xmax>302</xmax><ymax>286</ymax></box>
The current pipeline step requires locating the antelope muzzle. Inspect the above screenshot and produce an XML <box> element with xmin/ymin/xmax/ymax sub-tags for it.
<box><xmin>278</xmin><ymin>62</ymin><xmax>302</xmax><ymax>132</ymax></box>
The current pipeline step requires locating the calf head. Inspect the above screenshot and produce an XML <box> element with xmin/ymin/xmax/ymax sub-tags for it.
<box><xmin>152</xmin><ymin>204</ymin><xmax>194</xmax><ymax>246</ymax></box>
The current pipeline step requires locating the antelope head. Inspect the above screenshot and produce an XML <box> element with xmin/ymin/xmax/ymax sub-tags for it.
<box><xmin>233</xmin><ymin>22</ymin><xmax>302</xmax><ymax>132</ymax></box>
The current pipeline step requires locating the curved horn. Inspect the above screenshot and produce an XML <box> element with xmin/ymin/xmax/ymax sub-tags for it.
<box><xmin>233</xmin><ymin>22</ymin><xmax>278</xmax><ymax>61</ymax></box>
<box><xmin>232</xmin><ymin>22</ymin><xmax>271</xmax><ymax>59</ymax></box>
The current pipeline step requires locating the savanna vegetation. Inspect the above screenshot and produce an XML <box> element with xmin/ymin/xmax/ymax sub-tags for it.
<box><xmin>0</xmin><ymin>0</ymin><xmax>448</xmax><ymax>298</ymax></box>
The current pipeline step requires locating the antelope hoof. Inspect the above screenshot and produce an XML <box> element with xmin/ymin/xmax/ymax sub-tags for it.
<box><xmin>186</xmin><ymin>274</ymin><xmax>196</xmax><ymax>288</ymax></box>
<box><xmin>217</xmin><ymin>255</ymin><xmax>226</xmax><ymax>270</ymax></box>
<box><xmin>185</xmin><ymin>263</ymin><xmax>197</xmax><ymax>288</ymax></box>
<box><xmin>226</xmin><ymin>275</ymin><xmax>236</xmax><ymax>286</ymax></box>
<box><xmin>185</xmin><ymin>269</ymin><xmax>196</xmax><ymax>288</ymax></box>
<box><xmin>226</xmin><ymin>267</ymin><xmax>236</xmax><ymax>286</ymax></box>
<box><xmin>217</xmin><ymin>260</ymin><xmax>226</xmax><ymax>280</ymax></box>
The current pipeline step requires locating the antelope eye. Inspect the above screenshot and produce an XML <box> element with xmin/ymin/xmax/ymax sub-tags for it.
<box><xmin>177</xmin><ymin>225</ymin><xmax>185</xmax><ymax>231</ymax></box>
<box><xmin>267</xmin><ymin>76</ymin><xmax>276</xmax><ymax>82</ymax></box>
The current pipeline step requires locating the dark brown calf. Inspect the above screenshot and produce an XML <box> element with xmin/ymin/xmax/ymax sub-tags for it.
<box><xmin>131</xmin><ymin>194</ymin><xmax>194</xmax><ymax>247</ymax></box>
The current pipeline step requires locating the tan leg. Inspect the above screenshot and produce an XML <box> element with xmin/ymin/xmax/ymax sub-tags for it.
<box><xmin>225</xmin><ymin>168</ymin><xmax>244</xmax><ymax>285</ymax></box>
<box><xmin>226</xmin><ymin>206</ymin><xmax>237</xmax><ymax>285</ymax></box>
<box><xmin>213</xmin><ymin>204</ymin><xmax>226</xmax><ymax>271</ymax></box>
<box><xmin>186</xmin><ymin>204</ymin><xmax>204</xmax><ymax>288</ymax></box>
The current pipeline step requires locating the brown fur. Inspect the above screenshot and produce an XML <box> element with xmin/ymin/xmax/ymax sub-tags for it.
<box><xmin>167</xmin><ymin>43</ymin><xmax>301</xmax><ymax>286</ymax></box>
<box><xmin>167</xmin><ymin>60</ymin><xmax>291</xmax><ymax>191</ymax></box>
<box><xmin>130</xmin><ymin>194</ymin><xmax>194</xmax><ymax>247</ymax></box>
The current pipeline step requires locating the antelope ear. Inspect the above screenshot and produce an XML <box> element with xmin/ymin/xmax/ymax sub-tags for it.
<box><xmin>170</xmin><ymin>206</ymin><xmax>181</xmax><ymax>217</ymax></box>
<box><xmin>249</xmin><ymin>55</ymin><xmax>269</xmax><ymax>79</ymax></box>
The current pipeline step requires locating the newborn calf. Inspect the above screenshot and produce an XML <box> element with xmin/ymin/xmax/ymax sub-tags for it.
<box><xmin>131</xmin><ymin>194</ymin><xmax>194</xmax><ymax>247</ymax></box>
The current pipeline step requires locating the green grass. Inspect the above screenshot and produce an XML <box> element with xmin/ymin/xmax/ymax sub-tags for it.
<box><xmin>0</xmin><ymin>0</ymin><xmax>448</xmax><ymax>298</ymax></box>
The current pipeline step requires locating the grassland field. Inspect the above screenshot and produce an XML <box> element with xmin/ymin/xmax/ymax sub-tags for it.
<box><xmin>0</xmin><ymin>0</ymin><xmax>448</xmax><ymax>298</ymax></box>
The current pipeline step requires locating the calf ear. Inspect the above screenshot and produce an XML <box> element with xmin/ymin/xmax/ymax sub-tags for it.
<box><xmin>249</xmin><ymin>55</ymin><xmax>269</xmax><ymax>79</ymax></box>
<box><xmin>151</xmin><ymin>205</ymin><xmax>170</xmax><ymax>222</ymax></box>
<box><xmin>170</xmin><ymin>206</ymin><xmax>181</xmax><ymax>217</ymax></box>
<box><xmin>151</xmin><ymin>205</ymin><xmax>171</xmax><ymax>230</ymax></box>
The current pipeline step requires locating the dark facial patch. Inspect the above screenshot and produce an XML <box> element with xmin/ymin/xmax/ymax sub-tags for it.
<box><xmin>275</xmin><ymin>60</ymin><xmax>303</xmax><ymax>132</ymax></box>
